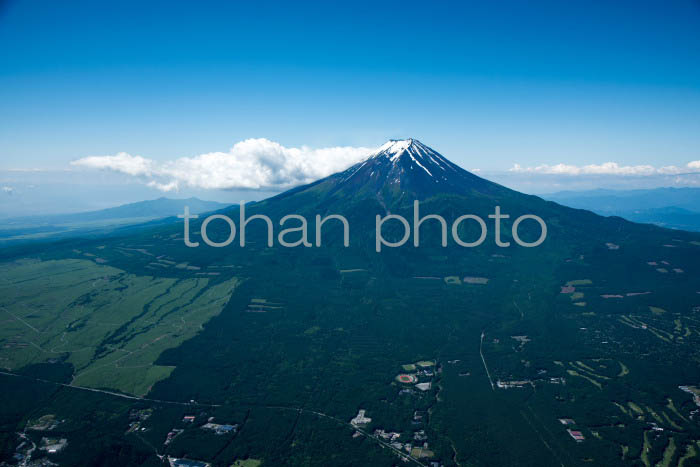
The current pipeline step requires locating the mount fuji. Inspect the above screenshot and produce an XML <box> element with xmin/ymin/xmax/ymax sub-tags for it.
<box><xmin>2</xmin><ymin>138</ymin><xmax>700</xmax><ymax>467</ymax></box>
<box><xmin>272</xmin><ymin>138</ymin><xmax>513</xmax><ymax>207</ymax></box>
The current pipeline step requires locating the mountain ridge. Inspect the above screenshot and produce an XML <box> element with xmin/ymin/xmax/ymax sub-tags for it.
<box><xmin>0</xmin><ymin>197</ymin><xmax>231</xmax><ymax>245</ymax></box>
<box><xmin>2</xmin><ymin>196</ymin><xmax>230</xmax><ymax>225</ymax></box>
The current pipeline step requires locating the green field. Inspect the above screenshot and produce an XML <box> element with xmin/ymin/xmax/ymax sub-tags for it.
<box><xmin>231</xmin><ymin>460</ymin><xmax>262</xmax><ymax>467</ymax></box>
<box><xmin>0</xmin><ymin>258</ymin><xmax>238</xmax><ymax>395</ymax></box>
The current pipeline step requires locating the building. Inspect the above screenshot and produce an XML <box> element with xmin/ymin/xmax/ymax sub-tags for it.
<box><xmin>414</xmin><ymin>430</ymin><xmax>428</xmax><ymax>441</ymax></box>
<box><xmin>496</xmin><ymin>380</ymin><xmax>531</xmax><ymax>389</ymax></box>
<box><xmin>374</xmin><ymin>429</ymin><xmax>400</xmax><ymax>441</ymax></box>
<box><xmin>201</xmin><ymin>423</ymin><xmax>237</xmax><ymax>435</ymax></box>
<box><xmin>350</xmin><ymin>409</ymin><xmax>372</xmax><ymax>426</ymax></box>
<box><xmin>415</xmin><ymin>382</ymin><xmax>432</xmax><ymax>391</ymax></box>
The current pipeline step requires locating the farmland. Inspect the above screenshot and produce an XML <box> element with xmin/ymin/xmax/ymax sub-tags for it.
<box><xmin>0</xmin><ymin>258</ymin><xmax>238</xmax><ymax>396</ymax></box>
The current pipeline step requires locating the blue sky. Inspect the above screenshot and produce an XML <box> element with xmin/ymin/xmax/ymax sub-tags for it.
<box><xmin>1</xmin><ymin>0</ymin><xmax>700</xmax><ymax>212</ymax></box>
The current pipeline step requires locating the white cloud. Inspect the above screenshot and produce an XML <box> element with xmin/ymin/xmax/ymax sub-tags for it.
<box><xmin>509</xmin><ymin>160</ymin><xmax>700</xmax><ymax>176</ymax></box>
<box><xmin>2</xmin><ymin>186</ymin><xmax>14</xmax><ymax>195</ymax></box>
<box><xmin>72</xmin><ymin>152</ymin><xmax>155</xmax><ymax>176</ymax></box>
<box><xmin>146</xmin><ymin>180</ymin><xmax>180</xmax><ymax>192</ymax></box>
<box><xmin>71</xmin><ymin>139</ymin><xmax>374</xmax><ymax>192</ymax></box>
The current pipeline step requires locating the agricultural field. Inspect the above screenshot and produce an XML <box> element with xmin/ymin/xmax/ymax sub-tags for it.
<box><xmin>0</xmin><ymin>258</ymin><xmax>238</xmax><ymax>395</ymax></box>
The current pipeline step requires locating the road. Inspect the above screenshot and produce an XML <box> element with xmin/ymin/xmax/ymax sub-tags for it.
<box><xmin>17</xmin><ymin>432</ymin><xmax>36</xmax><ymax>467</ymax></box>
<box><xmin>267</xmin><ymin>406</ymin><xmax>426</xmax><ymax>466</ymax></box>
<box><xmin>480</xmin><ymin>331</ymin><xmax>495</xmax><ymax>390</ymax></box>
<box><xmin>0</xmin><ymin>370</ymin><xmax>221</xmax><ymax>408</ymax></box>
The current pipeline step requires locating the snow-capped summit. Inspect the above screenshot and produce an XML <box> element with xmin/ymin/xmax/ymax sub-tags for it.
<box><xmin>368</xmin><ymin>138</ymin><xmax>458</xmax><ymax>176</ymax></box>
<box><xmin>318</xmin><ymin>138</ymin><xmax>512</xmax><ymax>202</ymax></box>
<box><xmin>376</xmin><ymin>139</ymin><xmax>415</xmax><ymax>157</ymax></box>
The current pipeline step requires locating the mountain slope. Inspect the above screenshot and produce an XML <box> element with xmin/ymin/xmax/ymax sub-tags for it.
<box><xmin>251</xmin><ymin>139</ymin><xmax>660</xmax><ymax>259</ymax></box>
<box><xmin>1</xmin><ymin>140</ymin><xmax>700</xmax><ymax>467</ymax></box>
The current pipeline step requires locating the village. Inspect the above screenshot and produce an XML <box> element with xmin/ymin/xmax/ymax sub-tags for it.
<box><xmin>348</xmin><ymin>359</ymin><xmax>442</xmax><ymax>465</ymax></box>
<box><xmin>163</xmin><ymin>413</ymin><xmax>238</xmax><ymax>448</ymax></box>
<box><xmin>7</xmin><ymin>414</ymin><xmax>68</xmax><ymax>466</ymax></box>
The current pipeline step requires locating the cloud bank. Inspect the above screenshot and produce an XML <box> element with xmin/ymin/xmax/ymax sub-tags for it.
<box><xmin>71</xmin><ymin>138</ymin><xmax>700</xmax><ymax>194</ymax></box>
<box><xmin>509</xmin><ymin>161</ymin><xmax>700</xmax><ymax>176</ymax></box>
<box><xmin>72</xmin><ymin>139</ymin><xmax>375</xmax><ymax>192</ymax></box>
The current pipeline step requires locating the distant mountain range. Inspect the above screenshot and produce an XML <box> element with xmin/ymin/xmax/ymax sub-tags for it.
<box><xmin>0</xmin><ymin>197</ymin><xmax>230</xmax><ymax>244</ymax></box>
<box><xmin>544</xmin><ymin>187</ymin><xmax>700</xmax><ymax>231</ymax></box>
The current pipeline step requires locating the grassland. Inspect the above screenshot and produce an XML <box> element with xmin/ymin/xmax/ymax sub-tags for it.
<box><xmin>641</xmin><ymin>431</ymin><xmax>651</xmax><ymax>467</ymax></box>
<box><xmin>679</xmin><ymin>441</ymin><xmax>699</xmax><ymax>467</ymax></box>
<box><xmin>0</xmin><ymin>258</ymin><xmax>238</xmax><ymax>395</ymax></box>
<box><xmin>231</xmin><ymin>460</ymin><xmax>262</xmax><ymax>467</ymax></box>
<box><xmin>659</xmin><ymin>437</ymin><xmax>676</xmax><ymax>467</ymax></box>
<box><xmin>566</xmin><ymin>369</ymin><xmax>602</xmax><ymax>389</ymax></box>
<box><xmin>565</xmin><ymin>279</ymin><xmax>592</xmax><ymax>286</ymax></box>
